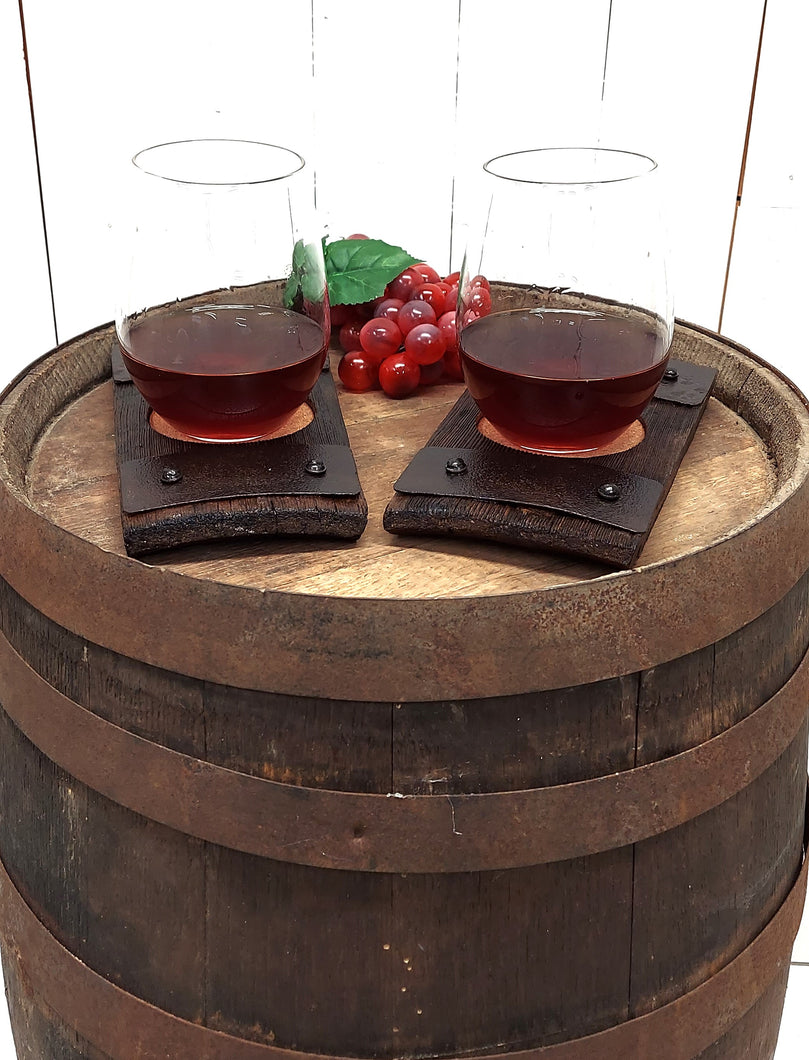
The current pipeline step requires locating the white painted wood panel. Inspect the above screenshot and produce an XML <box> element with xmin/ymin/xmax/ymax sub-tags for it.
<box><xmin>312</xmin><ymin>0</ymin><xmax>461</xmax><ymax>271</ymax></box>
<box><xmin>20</xmin><ymin>0</ymin><xmax>316</xmax><ymax>343</ymax></box>
<box><xmin>600</xmin><ymin>0</ymin><xmax>765</xmax><ymax>329</ymax></box>
<box><xmin>451</xmin><ymin>0</ymin><xmax>612</xmax><ymax>272</ymax></box>
<box><xmin>721</xmin><ymin>0</ymin><xmax>808</xmax><ymax>392</ymax></box>
<box><xmin>0</xmin><ymin>1</ymin><xmax>54</xmax><ymax>385</ymax></box>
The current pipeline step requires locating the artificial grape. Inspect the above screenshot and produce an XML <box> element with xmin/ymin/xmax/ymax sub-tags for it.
<box><xmin>347</xmin><ymin>233</ymin><xmax>369</xmax><ymax>239</ymax></box>
<box><xmin>412</xmin><ymin>282</ymin><xmax>447</xmax><ymax>316</ymax></box>
<box><xmin>339</xmin><ymin>320</ymin><xmax>364</xmax><ymax>352</ymax></box>
<box><xmin>330</xmin><ymin>304</ymin><xmax>355</xmax><ymax>328</ymax></box>
<box><xmin>467</xmin><ymin>285</ymin><xmax>492</xmax><ymax>315</ymax></box>
<box><xmin>419</xmin><ymin>358</ymin><xmax>446</xmax><ymax>385</ymax></box>
<box><xmin>437</xmin><ymin>310</ymin><xmax>459</xmax><ymax>352</ymax></box>
<box><xmin>444</xmin><ymin>270</ymin><xmax>461</xmax><ymax>285</ymax></box>
<box><xmin>398</xmin><ymin>299</ymin><xmax>437</xmax><ymax>336</ymax></box>
<box><xmin>360</xmin><ymin>317</ymin><xmax>402</xmax><ymax>362</ymax></box>
<box><xmin>444</xmin><ymin>285</ymin><xmax>459</xmax><ymax>312</ymax></box>
<box><xmin>378</xmin><ymin>352</ymin><xmax>420</xmax><ymax>398</ymax></box>
<box><xmin>404</xmin><ymin>323</ymin><xmax>447</xmax><ymax>365</ymax></box>
<box><xmin>412</xmin><ymin>262</ymin><xmax>441</xmax><ymax>285</ymax></box>
<box><xmin>374</xmin><ymin>297</ymin><xmax>404</xmax><ymax>324</ymax></box>
<box><xmin>386</xmin><ymin>267</ymin><xmax>424</xmax><ymax>302</ymax></box>
<box><xmin>338</xmin><ymin>351</ymin><xmax>379</xmax><ymax>391</ymax></box>
<box><xmin>470</xmin><ymin>274</ymin><xmax>491</xmax><ymax>291</ymax></box>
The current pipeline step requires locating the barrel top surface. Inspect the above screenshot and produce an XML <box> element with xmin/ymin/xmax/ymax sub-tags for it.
<box><xmin>2</xmin><ymin>317</ymin><xmax>809</xmax><ymax>700</ymax></box>
<box><xmin>7</xmin><ymin>353</ymin><xmax>778</xmax><ymax>598</ymax></box>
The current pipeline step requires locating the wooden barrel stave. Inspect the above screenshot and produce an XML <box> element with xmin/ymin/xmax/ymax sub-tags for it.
<box><xmin>0</xmin><ymin>567</ymin><xmax>806</xmax><ymax>1056</ymax></box>
<box><xmin>1</xmin><ymin>313</ymin><xmax>809</xmax><ymax>1059</ymax></box>
<box><xmin>0</xmin><ymin>713</ymin><xmax>805</xmax><ymax>1058</ymax></box>
<box><xmin>2</xmin><ymin>567</ymin><xmax>808</xmax><ymax>796</ymax></box>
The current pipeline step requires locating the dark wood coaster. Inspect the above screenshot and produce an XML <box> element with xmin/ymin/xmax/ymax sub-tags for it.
<box><xmin>384</xmin><ymin>358</ymin><xmax>716</xmax><ymax>568</ymax></box>
<box><xmin>112</xmin><ymin>345</ymin><xmax>367</xmax><ymax>557</ymax></box>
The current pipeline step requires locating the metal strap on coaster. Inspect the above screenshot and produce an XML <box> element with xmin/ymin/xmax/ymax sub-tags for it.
<box><xmin>394</xmin><ymin>444</ymin><xmax>664</xmax><ymax>533</ymax></box>
<box><xmin>113</xmin><ymin>344</ymin><xmax>362</xmax><ymax>514</ymax></box>
<box><xmin>0</xmin><ymin>800</ymin><xmax>805</xmax><ymax>1059</ymax></box>
<box><xmin>392</xmin><ymin>360</ymin><xmax>715</xmax><ymax>535</ymax></box>
<box><xmin>119</xmin><ymin>443</ymin><xmax>362</xmax><ymax>513</ymax></box>
<box><xmin>0</xmin><ymin>628</ymin><xmax>807</xmax><ymax>874</ymax></box>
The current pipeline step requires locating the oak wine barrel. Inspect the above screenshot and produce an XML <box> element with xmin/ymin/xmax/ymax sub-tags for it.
<box><xmin>0</xmin><ymin>313</ymin><xmax>807</xmax><ymax>1059</ymax></box>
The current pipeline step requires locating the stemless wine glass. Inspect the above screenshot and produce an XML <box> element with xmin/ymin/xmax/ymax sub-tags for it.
<box><xmin>116</xmin><ymin>139</ymin><xmax>329</xmax><ymax>443</ymax></box>
<box><xmin>457</xmin><ymin>147</ymin><xmax>673</xmax><ymax>454</ymax></box>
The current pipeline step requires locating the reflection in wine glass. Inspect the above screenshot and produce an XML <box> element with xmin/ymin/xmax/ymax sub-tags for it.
<box><xmin>116</xmin><ymin>139</ymin><xmax>329</xmax><ymax>443</ymax></box>
<box><xmin>457</xmin><ymin>148</ymin><xmax>673</xmax><ymax>455</ymax></box>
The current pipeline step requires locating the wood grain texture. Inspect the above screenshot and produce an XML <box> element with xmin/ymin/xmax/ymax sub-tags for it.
<box><xmin>1</xmin><ymin>945</ymin><xmax>105</xmax><ymax>1060</ymax></box>
<box><xmin>114</xmin><ymin>354</ymin><xmax>367</xmax><ymax>556</ymax></box>
<box><xmin>0</xmin><ymin>563</ymin><xmax>807</xmax><ymax>1056</ymax></box>
<box><xmin>16</xmin><ymin>337</ymin><xmax>773</xmax><ymax>599</ymax></box>
<box><xmin>4</xmin><ymin>317</ymin><xmax>809</xmax><ymax>707</ymax></box>
<box><xmin>383</xmin><ymin>362</ymin><xmax>715</xmax><ymax>568</ymax></box>
<box><xmin>693</xmin><ymin>964</ymin><xmax>789</xmax><ymax>1060</ymax></box>
<box><xmin>1</xmin><ymin>313</ymin><xmax>809</xmax><ymax>1058</ymax></box>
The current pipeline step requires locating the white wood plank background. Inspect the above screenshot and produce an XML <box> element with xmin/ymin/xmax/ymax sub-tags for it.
<box><xmin>0</xmin><ymin>0</ymin><xmax>54</xmax><ymax>383</ymax></box>
<box><xmin>5</xmin><ymin>0</ymin><xmax>798</xmax><ymax>371</ymax></box>
<box><xmin>0</xmin><ymin>1</ymin><xmax>807</xmax><ymax>1057</ymax></box>
<box><xmin>722</xmin><ymin>0</ymin><xmax>809</xmax><ymax>391</ymax></box>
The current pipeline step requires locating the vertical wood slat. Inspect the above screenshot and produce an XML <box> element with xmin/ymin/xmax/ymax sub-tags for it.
<box><xmin>2</xmin><ymin>558</ymin><xmax>806</xmax><ymax>1056</ymax></box>
<box><xmin>0</xmin><ymin>0</ymin><xmax>55</xmax><ymax>381</ymax></box>
<box><xmin>10</xmin><ymin>0</ymin><xmax>780</xmax><ymax>354</ymax></box>
<box><xmin>311</xmin><ymin>0</ymin><xmax>461</xmax><ymax>267</ymax></box>
<box><xmin>451</xmin><ymin>0</ymin><xmax>613</xmax><ymax>268</ymax></box>
<box><xmin>631</xmin><ymin>720</ymin><xmax>807</xmax><ymax>1017</ymax></box>
<box><xmin>600</xmin><ymin>0</ymin><xmax>767</xmax><ymax>328</ymax></box>
<box><xmin>1</xmin><ymin>944</ymin><xmax>92</xmax><ymax>1060</ymax></box>
<box><xmin>16</xmin><ymin>0</ymin><xmax>318</xmax><ymax>345</ymax></box>
<box><xmin>6</xmin><ymin>572</ymin><xmax>809</xmax><ymax>1060</ymax></box>
<box><xmin>721</xmin><ymin>0</ymin><xmax>809</xmax><ymax>395</ymax></box>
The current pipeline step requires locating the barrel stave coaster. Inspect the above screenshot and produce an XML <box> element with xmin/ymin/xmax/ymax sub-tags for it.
<box><xmin>384</xmin><ymin>358</ymin><xmax>716</xmax><ymax>568</ymax></box>
<box><xmin>112</xmin><ymin>344</ymin><xmax>367</xmax><ymax>556</ymax></box>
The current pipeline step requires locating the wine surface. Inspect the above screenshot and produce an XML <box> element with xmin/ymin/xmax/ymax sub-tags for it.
<box><xmin>460</xmin><ymin>308</ymin><xmax>669</xmax><ymax>453</ymax></box>
<box><xmin>120</xmin><ymin>303</ymin><xmax>327</xmax><ymax>442</ymax></box>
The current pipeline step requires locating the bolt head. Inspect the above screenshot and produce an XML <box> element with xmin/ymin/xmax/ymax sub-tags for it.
<box><xmin>305</xmin><ymin>458</ymin><xmax>327</xmax><ymax>476</ymax></box>
<box><xmin>597</xmin><ymin>482</ymin><xmax>621</xmax><ymax>502</ymax></box>
<box><xmin>662</xmin><ymin>367</ymin><xmax>679</xmax><ymax>382</ymax></box>
<box><xmin>445</xmin><ymin>457</ymin><xmax>468</xmax><ymax>475</ymax></box>
<box><xmin>160</xmin><ymin>467</ymin><xmax>182</xmax><ymax>484</ymax></box>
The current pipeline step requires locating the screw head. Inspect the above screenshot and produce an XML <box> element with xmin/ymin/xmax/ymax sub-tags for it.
<box><xmin>445</xmin><ymin>456</ymin><xmax>468</xmax><ymax>475</ymax></box>
<box><xmin>160</xmin><ymin>467</ymin><xmax>183</xmax><ymax>484</ymax></box>
<box><xmin>597</xmin><ymin>482</ymin><xmax>622</xmax><ymax>502</ymax></box>
<box><xmin>662</xmin><ymin>367</ymin><xmax>679</xmax><ymax>382</ymax></box>
<box><xmin>305</xmin><ymin>458</ymin><xmax>327</xmax><ymax>476</ymax></box>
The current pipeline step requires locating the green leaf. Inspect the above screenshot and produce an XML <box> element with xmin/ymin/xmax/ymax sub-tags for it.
<box><xmin>324</xmin><ymin>239</ymin><xmax>419</xmax><ymax>305</ymax></box>
<box><xmin>284</xmin><ymin>239</ymin><xmax>327</xmax><ymax>310</ymax></box>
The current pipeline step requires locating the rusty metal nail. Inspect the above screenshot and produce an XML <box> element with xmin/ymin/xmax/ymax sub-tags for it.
<box><xmin>445</xmin><ymin>457</ymin><xmax>467</xmax><ymax>475</ymax></box>
<box><xmin>597</xmin><ymin>482</ymin><xmax>621</xmax><ymax>502</ymax></box>
<box><xmin>160</xmin><ymin>467</ymin><xmax>182</xmax><ymax>485</ymax></box>
<box><xmin>663</xmin><ymin>367</ymin><xmax>679</xmax><ymax>382</ymax></box>
<box><xmin>305</xmin><ymin>458</ymin><xmax>327</xmax><ymax>476</ymax></box>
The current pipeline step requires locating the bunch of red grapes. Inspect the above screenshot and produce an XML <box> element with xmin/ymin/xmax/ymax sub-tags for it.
<box><xmin>333</xmin><ymin>260</ymin><xmax>492</xmax><ymax>398</ymax></box>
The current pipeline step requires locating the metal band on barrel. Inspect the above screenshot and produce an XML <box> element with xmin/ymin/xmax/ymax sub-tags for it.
<box><xmin>0</xmin><ymin>628</ymin><xmax>807</xmax><ymax>873</ymax></box>
<box><xmin>0</xmin><ymin>803</ymin><xmax>805</xmax><ymax>1060</ymax></box>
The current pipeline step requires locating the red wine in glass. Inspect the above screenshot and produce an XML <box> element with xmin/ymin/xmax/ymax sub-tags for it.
<box><xmin>120</xmin><ymin>303</ymin><xmax>328</xmax><ymax>442</ymax></box>
<box><xmin>459</xmin><ymin>308</ymin><xmax>669</xmax><ymax>453</ymax></box>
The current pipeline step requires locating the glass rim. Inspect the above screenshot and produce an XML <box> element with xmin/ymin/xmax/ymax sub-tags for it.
<box><xmin>131</xmin><ymin>138</ymin><xmax>306</xmax><ymax>186</ymax></box>
<box><xmin>483</xmin><ymin>147</ymin><xmax>658</xmax><ymax>186</ymax></box>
